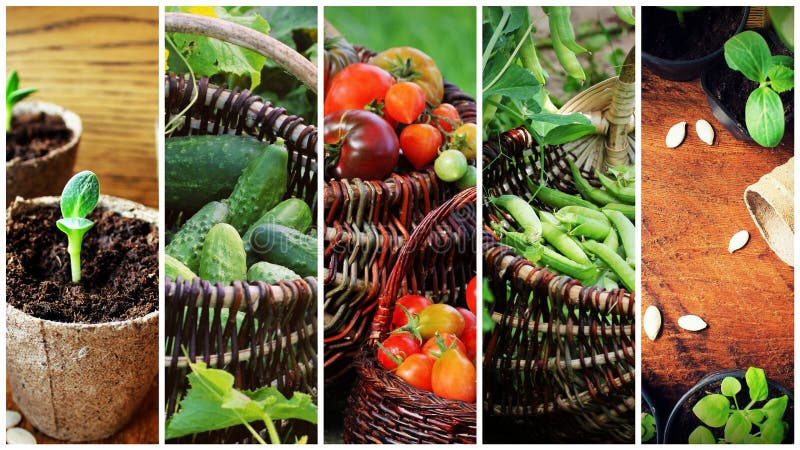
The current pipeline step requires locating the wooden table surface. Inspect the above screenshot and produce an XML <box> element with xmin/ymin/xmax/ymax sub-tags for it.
<box><xmin>641</xmin><ymin>66</ymin><xmax>794</xmax><ymax>421</ymax></box>
<box><xmin>5</xmin><ymin>6</ymin><xmax>159</xmax><ymax>444</ymax></box>
<box><xmin>6</xmin><ymin>6</ymin><xmax>159</xmax><ymax>208</ymax></box>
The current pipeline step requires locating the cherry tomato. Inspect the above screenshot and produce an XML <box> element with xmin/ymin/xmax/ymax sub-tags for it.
<box><xmin>422</xmin><ymin>333</ymin><xmax>466</xmax><ymax>359</ymax></box>
<box><xmin>324</xmin><ymin>63</ymin><xmax>395</xmax><ymax>116</ymax></box>
<box><xmin>415</xmin><ymin>303</ymin><xmax>465</xmax><ymax>340</ymax></box>
<box><xmin>431</xmin><ymin>348</ymin><xmax>476</xmax><ymax>402</ymax></box>
<box><xmin>392</xmin><ymin>294</ymin><xmax>433</xmax><ymax>329</ymax></box>
<box><xmin>457</xmin><ymin>308</ymin><xmax>476</xmax><ymax>331</ymax></box>
<box><xmin>460</xmin><ymin>327</ymin><xmax>477</xmax><ymax>361</ymax></box>
<box><xmin>324</xmin><ymin>109</ymin><xmax>399</xmax><ymax>180</ymax></box>
<box><xmin>431</xmin><ymin>103</ymin><xmax>460</xmax><ymax>132</ymax></box>
<box><xmin>372</xmin><ymin>47</ymin><xmax>444</xmax><ymax>106</ymax></box>
<box><xmin>450</xmin><ymin>123</ymin><xmax>477</xmax><ymax>160</ymax></box>
<box><xmin>434</xmin><ymin>149</ymin><xmax>468</xmax><ymax>182</ymax></box>
<box><xmin>384</xmin><ymin>82</ymin><xmax>426</xmax><ymax>124</ymax></box>
<box><xmin>400</xmin><ymin>123</ymin><xmax>443</xmax><ymax>170</ymax></box>
<box><xmin>466</xmin><ymin>276</ymin><xmax>477</xmax><ymax>315</ymax></box>
<box><xmin>395</xmin><ymin>353</ymin><xmax>435</xmax><ymax>392</ymax></box>
<box><xmin>377</xmin><ymin>331</ymin><xmax>421</xmax><ymax>370</ymax></box>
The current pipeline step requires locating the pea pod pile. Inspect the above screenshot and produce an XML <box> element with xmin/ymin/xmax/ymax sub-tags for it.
<box><xmin>491</xmin><ymin>161</ymin><xmax>635</xmax><ymax>292</ymax></box>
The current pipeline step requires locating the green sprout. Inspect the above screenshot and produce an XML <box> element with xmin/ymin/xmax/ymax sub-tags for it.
<box><xmin>6</xmin><ymin>70</ymin><xmax>38</xmax><ymax>132</ymax></box>
<box><xmin>56</xmin><ymin>171</ymin><xmax>100</xmax><ymax>283</ymax></box>
<box><xmin>659</xmin><ymin>6</ymin><xmax>703</xmax><ymax>26</ymax></box>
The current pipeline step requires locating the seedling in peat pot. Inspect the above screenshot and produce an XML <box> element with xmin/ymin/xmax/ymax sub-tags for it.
<box><xmin>6</xmin><ymin>70</ymin><xmax>38</xmax><ymax>132</ymax></box>
<box><xmin>724</xmin><ymin>30</ymin><xmax>794</xmax><ymax>147</ymax></box>
<box><xmin>56</xmin><ymin>171</ymin><xmax>100</xmax><ymax>283</ymax></box>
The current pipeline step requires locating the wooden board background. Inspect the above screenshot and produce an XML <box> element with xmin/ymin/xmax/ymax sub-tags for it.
<box><xmin>641</xmin><ymin>66</ymin><xmax>794</xmax><ymax>428</ymax></box>
<box><xmin>6</xmin><ymin>6</ymin><xmax>159</xmax><ymax>444</ymax></box>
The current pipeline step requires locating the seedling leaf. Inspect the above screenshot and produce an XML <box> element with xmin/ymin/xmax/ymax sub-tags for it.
<box><xmin>692</xmin><ymin>393</ymin><xmax>730</xmax><ymax>428</ymax></box>
<box><xmin>724</xmin><ymin>31</ymin><xmax>773</xmax><ymax>83</ymax></box>
<box><xmin>745</xmin><ymin>87</ymin><xmax>784</xmax><ymax>147</ymax></box>
<box><xmin>60</xmin><ymin>171</ymin><xmax>99</xmax><ymax>219</ymax></box>
<box><xmin>688</xmin><ymin>426</ymin><xmax>715</xmax><ymax>444</ymax></box>
<box><xmin>767</xmin><ymin>64</ymin><xmax>794</xmax><ymax>93</ymax></box>
<box><xmin>761</xmin><ymin>395</ymin><xmax>789</xmax><ymax>421</ymax></box>
<box><xmin>720</xmin><ymin>376</ymin><xmax>741</xmax><ymax>397</ymax></box>
<box><xmin>761</xmin><ymin>418</ymin><xmax>786</xmax><ymax>444</ymax></box>
<box><xmin>724</xmin><ymin>411</ymin><xmax>751</xmax><ymax>444</ymax></box>
<box><xmin>745</xmin><ymin>367</ymin><xmax>769</xmax><ymax>402</ymax></box>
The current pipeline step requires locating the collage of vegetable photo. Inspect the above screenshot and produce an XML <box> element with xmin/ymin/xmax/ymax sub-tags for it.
<box><xmin>2</xmin><ymin>3</ymin><xmax>798</xmax><ymax>447</ymax></box>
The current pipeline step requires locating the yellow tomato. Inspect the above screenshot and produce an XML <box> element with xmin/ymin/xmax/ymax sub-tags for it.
<box><xmin>450</xmin><ymin>123</ymin><xmax>477</xmax><ymax>160</ymax></box>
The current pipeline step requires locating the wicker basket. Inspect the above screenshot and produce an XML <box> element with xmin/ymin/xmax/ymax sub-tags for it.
<box><xmin>342</xmin><ymin>187</ymin><xmax>477</xmax><ymax>444</ymax></box>
<box><xmin>163</xmin><ymin>13</ymin><xmax>317</xmax><ymax>444</ymax></box>
<box><xmin>482</xmin><ymin>52</ymin><xmax>636</xmax><ymax>444</ymax></box>
<box><xmin>323</xmin><ymin>47</ymin><xmax>477</xmax><ymax>385</ymax></box>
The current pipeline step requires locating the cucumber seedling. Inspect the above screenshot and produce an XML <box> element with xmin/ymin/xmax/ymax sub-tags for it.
<box><xmin>658</xmin><ymin>6</ymin><xmax>703</xmax><ymax>26</ymax></box>
<box><xmin>6</xmin><ymin>70</ymin><xmax>38</xmax><ymax>132</ymax></box>
<box><xmin>56</xmin><ymin>171</ymin><xmax>100</xmax><ymax>283</ymax></box>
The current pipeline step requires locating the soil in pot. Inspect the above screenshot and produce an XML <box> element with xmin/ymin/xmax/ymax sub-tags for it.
<box><xmin>643</xmin><ymin>7</ymin><xmax>747</xmax><ymax>60</ymax></box>
<box><xmin>704</xmin><ymin>30</ymin><xmax>794</xmax><ymax>130</ymax></box>
<box><xmin>6</xmin><ymin>112</ymin><xmax>73</xmax><ymax>162</ymax></box>
<box><xmin>7</xmin><ymin>203</ymin><xmax>158</xmax><ymax>323</ymax></box>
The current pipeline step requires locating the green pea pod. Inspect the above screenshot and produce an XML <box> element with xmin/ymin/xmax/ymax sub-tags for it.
<box><xmin>551</xmin><ymin>30</ymin><xmax>586</xmax><ymax>81</ymax></box>
<box><xmin>600</xmin><ymin>275</ymin><xmax>619</xmax><ymax>291</ymax></box>
<box><xmin>541</xmin><ymin>221</ymin><xmax>591</xmax><ymax>266</ymax></box>
<box><xmin>540</xmin><ymin>246</ymin><xmax>600</xmax><ymax>285</ymax></box>
<box><xmin>557</xmin><ymin>205</ymin><xmax>610</xmax><ymax>225</ymax></box>
<box><xmin>517</xmin><ymin>14</ymin><xmax>547</xmax><ymax>84</ymax></box>
<box><xmin>544</xmin><ymin>6</ymin><xmax>587</xmax><ymax>54</ymax></box>
<box><xmin>613</xmin><ymin>6</ymin><xmax>636</xmax><ymax>25</ymax></box>
<box><xmin>603</xmin><ymin>227</ymin><xmax>620</xmax><ymax>255</ymax></box>
<box><xmin>567</xmin><ymin>159</ymin><xmax>619</xmax><ymax>206</ymax></box>
<box><xmin>604</xmin><ymin>209</ymin><xmax>635</xmax><ymax>262</ymax></box>
<box><xmin>527</xmin><ymin>180</ymin><xmax>599</xmax><ymax>210</ymax></box>
<box><xmin>596</xmin><ymin>170</ymin><xmax>635</xmax><ymax>204</ymax></box>
<box><xmin>603</xmin><ymin>203</ymin><xmax>635</xmax><ymax>221</ymax></box>
<box><xmin>492</xmin><ymin>195</ymin><xmax>542</xmax><ymax>243</ymax></box>
<box><xmin>583</xmin><ymin>240</ymin><xmax>634</xmax><ymax>292</ymax></box>
<box><xmin>568</xmin><ymin>218</ymin><xmax>611</xmax><ymax>240</ymax></box>
<box><xmin>538</xmin><ymin>210</ymin><xmax>561</xmax><ymax>226</ymax></box>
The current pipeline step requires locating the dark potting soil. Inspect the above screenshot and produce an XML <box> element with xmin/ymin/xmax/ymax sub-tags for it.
<box><xmin>7</xmin><ymin>203</ymin><xmax>158</xmax><ymax>324</ymax></box>
<box><xmin>705</xmin><ymin>30</ymin><xmax>794</xmax><ymax>128</ymax></box>
<box><xmin>6</xmin><ymin>112</ymin><xmax>73</xmax><ymax>162</ymax></box>
<box><xmin>643</xmin><ymin>7</ymin><xmax>745</xmax><ymax>60</ymax></box>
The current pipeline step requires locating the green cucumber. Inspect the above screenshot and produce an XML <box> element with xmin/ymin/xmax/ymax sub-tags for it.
<box><xmin>165</xmin><ymin>135</ymin><xmax>269</xmax><ymax>214</ymax></box>
<box><xmin>227</xmin><ymin>144</ymin><xmax>288</xmax><ymax>234</ymax></box>
<box><xmin>165</xmin><ymin>254</ymin><xmax>197</xmax><ymax>281</ymax></box>
<box><xmin>165</xmin><ymin>201</ymin><xmax>229</xmax><ymax>273</ymax></box>
<box><xmin>199</xmin><ymin>223</ymin><xmax>247</xmax><ymax>284</ymax></box>
<box><xmin>247</xmin><ymin>261</ymin><xmax>300</xmax><ymax>284</ymax></box>
<box><xmin>243</xmin><ymin>198</ymin><xmax>312</xmax><ymax>265</ymax></box>
<box><xmin>249</xmin><ymin>223</ymin><xmax>316</xmax><ymax>277</ymax></box>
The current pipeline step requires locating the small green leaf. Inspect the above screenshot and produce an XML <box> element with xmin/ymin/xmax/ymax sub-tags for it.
<box><xmin>745</xmin><ymin>87</ymin><xmax>785</xmax><ymax>147</ymax></box>
<box><xmin>724</xmin><ymin>411</ymin><xmax>751</xmax><ymax>444</ymax></box>
<box><xmin>6</xmin><ymin>70</ymin><xmax>20</xmax><ymax>99</ymax></box>
<box><xmin>613</xmin><ymin>6</ymin><xmax>635</xmax><ymax>25</ymax></box>
<box><xmin>761</xmin><ymin>395</ymin><xmax>789</xmax><ymax>421</ymax></box>
<box><xmin>721</xmin><ymin>376</ymin><xmax>742</xmax><ymax>397</ymax></box>
<box><xmin>526</xmin><ymin>111</ymin><xmax>595</xmax><ymax>145</ymax></box>
<box><xmin>483</xmin><ymin>64</ymin><xmax>541</xmax><ymax>100</ymax></box>
<box><xmin>641</xmin><ymin>413</ymin><xmax>656</xmax><ymax>442</ymax></box>
<box><xmin>688</xmin><ymin>425</ymin><xmax>716</xmax><ymax>444</ymax></box>
<box><xmin>761</xmin><ymin>418</ymin><xmax>786</xmax><ymax>444</ymax></box>
<box><xmin>56</xmin><ymin>217</ymin><xmax>94</xmax><ymax>233</ymax></box>
<box><xmin>745</xmin><ymin>409</ymin><xmax>765</xmax><ymax>424</ymax></box>
<box><xmin>692</xmin><ymin>393</ymin><xmax>731</xmax><ymax>428</ymax></box>
<box><xmin>724</xmin><ymin>31</ymin><xmax>773</xmax><ymax>83</ymax></box>
<box><xmin>745</xmin><ymin>367</ymin><xmax>769</xmax><ymax>402</ymax></box>
<box><xmin>772</xmin><ymin>55</ymin><xmax>794</xmax><ymax>68</ymax></box>
<box><xmin>8</xmin><ymin>87</ymin><xmax>37</xmax><ymax>105</ymax></box>
<box><xmin>767</xmin><ymin>64</ymin><xmax>794</xmax><ymax>93</ymax></box>
<box><xmin>60</xmin><ymin>171</ymin><xmax>100</xmax><ymax>219</ymax></box>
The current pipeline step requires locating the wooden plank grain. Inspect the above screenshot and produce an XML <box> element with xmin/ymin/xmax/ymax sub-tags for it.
<box><xmin>641</xmin><ymin>67</ymin><xmax>794</xmax><ymax>420</ymax></box>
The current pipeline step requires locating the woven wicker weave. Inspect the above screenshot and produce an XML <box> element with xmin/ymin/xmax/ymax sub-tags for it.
<box><xmin>343</xmin><ymin>187</ymin><xmax>477</xmax><ymax>443</ymax></box>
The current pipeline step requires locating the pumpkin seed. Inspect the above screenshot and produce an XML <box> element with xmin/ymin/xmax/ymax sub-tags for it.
<box><xmin>666</xmin><ymin>121</ymin><xmax>686</xmax><ymax>148</ymax></box>
<box><xmin>6</xmin><ymin>410</ymin><xmax>21</xmax><ymax>429</ymax></box>
<box><xmin>728</xmin><ymin>230</ymin><xmax>750</xmax><ymax>253</ymax></box>
<box><xmin>644</xmin><ymin>305</ymin><xmax>662</xmax><ymax>341</ymax></box>
<box><xmin>678</xmin><ymin>314</ymin><xmax>707</xmax><ymax>331</ymax></box>
<box><xmin>6</xmin><ymin>427</ymin><xmax>36</xmax><ymax>444</ymax></box>
<box><xmin>696</xmin><ymin>119</ymin><xmax>715</xmax><ymax>145</ymax></box>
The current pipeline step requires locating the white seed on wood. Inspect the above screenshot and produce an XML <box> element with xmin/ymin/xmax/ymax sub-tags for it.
<box><xmin>696</xmin><ymin>119</ymin><xmax>715</xmax><ymax>145</ymax></box>
<box><xmin>678</xmin><ymin>315</ymin><xmax>708</xmax><ymax>332</ymax></box>
<box><xmin>6</xmin><ymin>427</ymin><xmax>36</xmax><ymax>444</ymax></box>
<box><xmin>6</xmin><ymin>411</ymin><xmax>21</xmax><ymax>429</ymax></box>
<box><xmin>728</xmin><ymin>230</ymin><xmax>750</xmax><ymax>253</ymax></box>
<box><xmin>666</xmin><ymin>121</ymin><xmax>686</xmax><ymax>148</ymax></box>
<box><xmin>643</xmin><ymin>305</ymin><xmax>662</xmax><ymax>341</ymax></box>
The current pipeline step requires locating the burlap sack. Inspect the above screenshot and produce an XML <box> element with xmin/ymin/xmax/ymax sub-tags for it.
<box><xmin>744</xmin><ymin>157</ymin><xmax>794</xmax><ymax>266</ymax></box>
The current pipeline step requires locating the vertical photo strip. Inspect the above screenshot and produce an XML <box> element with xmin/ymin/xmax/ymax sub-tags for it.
<box><xmin>641</xmin><ymin>5</ymin><xmax>794</xmax><ymax>445</ymax></box>
<box><xmin>322</xmin><ymin>5</ymin><xmax>478</xmax><ymax>444</ymax></box>
<box><xmin>162</xmin><ymin>6</ymin><xmax>319</xmax><ymax>445</ymax></box>
<box><xmin>6</xmin><ymin>6</ymin><xmax>160</xmax><ymax>444</ymax></box>
<box><xmin>482</xmin><ymin>6</ymin><xmax>636</xmax><ymax>444</ymax></box>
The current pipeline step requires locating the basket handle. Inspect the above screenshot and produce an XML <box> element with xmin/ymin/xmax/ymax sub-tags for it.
<box><xmin>165</xmin><ymin>13</ymin><xmax>317</xmax><ymax>93</ymax></box>
<box><xmin>368</xmin><ymin>186</ymin><xmax>477</xmax><ymax>344</ymax></box>
<box><xmin>604</xmin><ymin>47</ymin><xmax>635</xmax><ymax>168</ymax></box>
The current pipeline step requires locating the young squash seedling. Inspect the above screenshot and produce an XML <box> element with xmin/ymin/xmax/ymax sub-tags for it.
<box><xmin>6</xmin><ymin>70</ymin><xmax>38</xmax><ymax>132</ymax></box>
<box><xmin>689</xmin><ymin>367</ymin><xmax>789</xmax><ymax>444</ymax></box>
<box><xmin>658</xmin><ymin>6</ymin><xmax>703</xmax><ymax>26</ymax></box>
<box><xmin>56</xmin><ymin>171</ymin><xmax>100</xmax><ymax>283</ymax></box>
<box><xmin>724</xmin><ymin>30</ymin><xmax>794</xmax><ymax>147</ymax></box>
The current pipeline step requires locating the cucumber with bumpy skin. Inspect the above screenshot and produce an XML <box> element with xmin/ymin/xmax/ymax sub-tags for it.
<box><xmin>165</xmin><ymin>254</ymin><xmax>197</xmax><ymax>281</ymax></box>
<box><xmin>199</xmin><ymin>223</ymin><xmax>247</xmax><ymax>284</ymax></box>
<box><xmin>165</xmin><ymin>201</ymin><xmax>229</xmax><ymax>273</ymax></box>
<box><xmin>243</xmin><ymin>198</ymin><xmax>312</xmax><ymax>265</ymax></box>
<box><xmin>247</xmin><ymin>261</ymin><xmax>300</xmax><ymax>284</ymax></box>
<box><xmin>249</xmin><ymin>223</ymin><xmax>316</xmax><ymax>277</ymax></box>
<box><xmin>227</xmin><ymin>144</ymin><xmax>288</xmax><ymax>234</ymax></box>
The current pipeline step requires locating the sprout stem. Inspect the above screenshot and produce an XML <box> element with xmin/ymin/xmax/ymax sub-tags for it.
<box><xmin>67</xmin><ymin>235</ymin><xmax>82</xmax><ymax>283</ymax></box>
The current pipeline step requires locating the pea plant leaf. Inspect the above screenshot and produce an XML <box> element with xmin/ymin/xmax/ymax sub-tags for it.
<box><xmin>745</xmin><ymin>87</ymin><xmax>784</xmax><ymax>147</ymax></box>
<box><xmin>724</xmin><ymin>31</ymin><xmax>773</xmax><ymax>83</ymax></box>
<box><xmin>692</xmin><ymin>393</ymin><xmax>731</xmax><ymax>428</ymax></box>
<box><xmin>526</xmin><ymin>111</ymin><xmax>595</xmax><ymax>145</ymax></box>
<box><xmin>767</xmin><ymin>64</ymin><xmax>794</xmax><ymax>93</ymax></box>
<box><xmin>483</xmin><ymin>63</ymin><xmax>541</xmax><ymax>100</ymax></box>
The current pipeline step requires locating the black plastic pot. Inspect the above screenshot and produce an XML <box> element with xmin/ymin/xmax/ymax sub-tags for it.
<box><xmin>701</xmin><ymin>28</ymin><xmax>794</xmax><ymax>145</ymax></box>
<box><xmin>641</xmin><ymin>388</ymin><xmax>661</xmax><ymax>444</ymax></box>
<box><xmin>664</xmin><ymin>370</ymin><xmax>794</xmax><ymax>444</ymax></box>
<box><xmin>642</xmin><ymin>7</ymin><xmax>749</xmax><ymax>81</ymax></box>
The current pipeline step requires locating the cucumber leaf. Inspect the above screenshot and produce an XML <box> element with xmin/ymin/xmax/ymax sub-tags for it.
<box><xmin>724</xmin><ymin>31</ymin><xmax>772</xmax><ymax>83</ymax></box>
<box><xmin>746</xmin><ymin>86</ymin><xmax>784</xmax><ymax>147</ymax></box>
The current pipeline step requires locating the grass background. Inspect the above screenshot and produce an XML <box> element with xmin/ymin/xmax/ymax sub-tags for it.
<box><xmin>325</xmin><ymin>6</ymin><xmax>477</xmax><ymax>96</ymax></box>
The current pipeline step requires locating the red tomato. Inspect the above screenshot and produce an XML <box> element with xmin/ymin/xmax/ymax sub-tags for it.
<box><xmin>422</xmin><ymin>333</ymin><xmax>466</xmax><ymax>359</ymax></box>
<box><xmin>384</xmin><ymin>82</ymin><xmax>426</xmax><ymax>124</ymax></box>
<box><xmin>392</xmin><ymin>294</ymin><xmax>433</xmax><ymax>329</ymax></box>
<box><xmin>460</xmin><ymin>327</ymin><xmax>477</xmax><ymax>361</ymax></box>
<box><xmin>395</xmin><ymin>353</ymin><xmax>435</xmax><ymax>392</ymax></box>
<box><xmin>457</xmin><ymin>307</ymin><xmax>476</xmax><ymax>331</ymax></box>
<box><xmin>415</xmin><ymin>303</ymin><xmax>465</xmax><ymax>340</ymax></box>
<box><xmin>400</xmin><ymin>123</ymin><xmax>443</xmax><ymax>170</ymax></box>
<box><xmin>324</xmin><ymin>109</ymin><xmax>399</xmax><ymax>180</ymax></box>
<box><xmin>376</xmin><ymin>332</ymin><xmax>421</xmax><ymax>370</ymax></box>
<box><xmin>431</xmin><ymin>103</ymin><xmax>460</xmax><ymax>132</ymax></box>
<box><xmin>466</xmin><ymin>276</ymin><xmax>477</xmax><ymax>315</ymax></box>
<box><xmin>432</xmin><ymin>348</ymin><xmax>476</xmax><ymax>402</ymax></box>
<box><xmin>324</xmin><ymin>63</ymin><xmax>395</xmax><ymax>116</ymax></box>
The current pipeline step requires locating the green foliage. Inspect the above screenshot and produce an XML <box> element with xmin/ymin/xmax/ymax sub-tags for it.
<box><xmin>768</xmin><ymin>6</ymin><xmax>793</xmax><ymax>51</ymax></box>
<box><xmin>641</xmin><ymin>412</ymin><xmax>656</xmax><ymax>442</ymax></box>
<box><xmin>659</xmin><ymin>6</ymin><xmax>703</xmax><ymax>25</ymax></box>
<box><xmin>325</xmin><ymin>6</ymin><xmax>476</xmax><ymax>96</ymax></box>
<box><xmin>482</xmin><ymin>278</ymin><xmax>495</xmax><ymax>334</ymax></box>
<box><xmin>56</xmin><ymin>171</ymin><xmax>100</xmax><ymax>283</ymax></box>
<box><xmin>689</xmin><ymin>367</ymin><xmax>789</xmax><ymax>444</ymax></box>
<box><xmin>6</xmin><ymin>70</ymin><xmax>38</xmax><ymax>132</ymax></box>
<box><xmin>724</xmin><ymin>31</ymin><xmax>794</xmax><ymax>147</ymax></box>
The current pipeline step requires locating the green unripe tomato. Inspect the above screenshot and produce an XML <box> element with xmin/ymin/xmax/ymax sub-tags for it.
<box><xmin>434</xmin><ymin>149</ymin><xmax>468</xmax><ymax>182</ymax></box>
